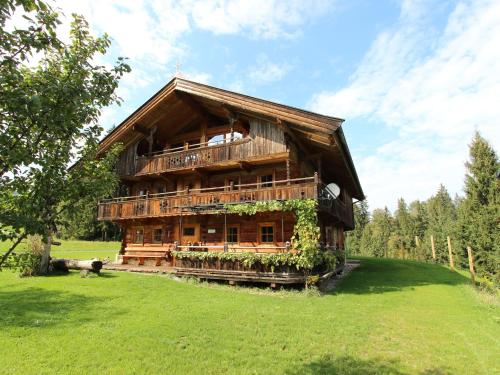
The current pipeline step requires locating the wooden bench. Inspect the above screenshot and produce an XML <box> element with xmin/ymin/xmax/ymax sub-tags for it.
<box><xmin>122</xmin><ymin>246</ymin><xmax>171</xmax><ymax>266</ymax></box>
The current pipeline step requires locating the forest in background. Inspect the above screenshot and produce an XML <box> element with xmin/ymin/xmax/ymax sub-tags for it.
<box><xmin>347</xmin><ymin>132</ymin><xmax>499</xmax><ymax>289</ymax></box>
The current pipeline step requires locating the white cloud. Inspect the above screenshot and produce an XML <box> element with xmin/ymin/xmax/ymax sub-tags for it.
<box><xmin>181</xmin><ymin>71</ymin><xmax>212</xmax><ymax>84</ymax></box>
<box><xmin>248</xmin><ymin>55</ymin><xmax>292</xmax><ymax>85</ymax></box>
<box><xmin>189</xmin><ymin>0</ymin><xmax>332</xmax><ymax>39</ymax></box>
<box><xmin>51</xmin><ymin>0</ymin><xmax>332</xmax><ymax>128</ymax></box>
<box><xmin>309</xmin><ymin>0</ymin><xmax>500</xmax><ymax>210</ymax></box>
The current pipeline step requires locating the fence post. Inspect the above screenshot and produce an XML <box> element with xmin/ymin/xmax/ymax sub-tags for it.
<box><xmin>467</xmin><ymin>246</ymin><xmax>476</xmax><ymax>285</ymax></box>
<box><xmin>415</xmin><ymin>236</ymin><xmax>420</xmax><ymax>260</ymax></box>
<box><xmin>430</xmin><ymin>235</ymin><xmax>436</xmax><ymax>261</ymax></box>
<box><xmin>447</xmin><ymin>236</ymin><xmax>454</xmax><ymax>270</ymax></box>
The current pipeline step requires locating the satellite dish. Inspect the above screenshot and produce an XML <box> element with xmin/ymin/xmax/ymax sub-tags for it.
<box><xmin>326</xmin><ymin>183</ymin><xmax>341</xmax><ymax>199</ymax></box>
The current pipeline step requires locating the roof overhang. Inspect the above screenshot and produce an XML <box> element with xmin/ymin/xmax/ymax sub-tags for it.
<box><xmin>98</xmin><ymin>77</ymin><xmax>364</xmax><ymax>200</ymax></box>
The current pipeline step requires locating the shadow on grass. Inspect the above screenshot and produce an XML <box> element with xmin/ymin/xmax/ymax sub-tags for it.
<box><xmin>0</xmin><ymin>286</ymin><xmax>123</xmax><ymax>328</ymax></box>
<box><xmin>285</xmin><ymin>355</ymin><xmax>451</xmax><ymax>375</ymax></box>
<box><xmin>331</xmin><ymin>258</ymin><xmax>471</xmax><ymax>295</ymax></box>
<box><xmin>42</xmin><ymin>270</ymin><xmax>118</xmax><ymax>278</ymax></box>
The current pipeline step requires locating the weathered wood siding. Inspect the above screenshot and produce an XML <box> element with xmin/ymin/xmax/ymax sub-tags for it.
<box><xmin>115</xmin><ymin>119</ymin><xmax>287</xmax><ymax>177</ymax></box>
<box><xmin>121</xmin><ymin>212</ymin><xmax>295</xmax><ymax>254</ymax></box>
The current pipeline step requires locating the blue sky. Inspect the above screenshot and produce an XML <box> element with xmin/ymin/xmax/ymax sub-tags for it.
<box><xmin>58</xmin><ymin>0</ymin><xmax>500</xmax><ymax>210</ymax></box>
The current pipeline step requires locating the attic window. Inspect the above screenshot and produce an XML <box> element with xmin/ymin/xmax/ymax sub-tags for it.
<box><xmin>208</xmin><ymin>132</ymin><xmax>243</xmax><ymax>146</ymax></box>
<box><xmin>208</xmin><ymin>134</ymin><xmax>224</xmax><ymax>146</ymax></box>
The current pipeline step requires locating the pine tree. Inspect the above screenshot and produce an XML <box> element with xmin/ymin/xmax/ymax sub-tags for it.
<box><xmin>409</xmin><ymin>200</ymin><xmax>428</xmax><ymax>259</ymax></box>
<box><xmin>369</xmin><ymin>207</ymin><xmax>393</xmax><ymax>257</ymax></box>
<box><xmin>346</xmin><ymin>199</ymin><xmax>369</xmax><ymax>255</ymax></box>
<box><xmin>394</xmin><ymin>198</ymin><xmax>414</xmax><ymax>259</ymax></box>
<box><xmin>425</xmin><ymin>185</ymin><xmax>456</xmax><ymax>264</ymax></box>
<box><xmin>457</xmin><ymin>132</ymin><xmax>499</xmax><ymax>285</ymax></box>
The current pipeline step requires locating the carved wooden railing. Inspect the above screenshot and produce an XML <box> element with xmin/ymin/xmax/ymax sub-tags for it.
<box><xmin>98</xmin><ymin>176</ymin><xmax>354</xmax><ymax>227</ymax></box>
<box><xmin>120</xmin><ymin>138</ymin><xmax>252</xmax><ymax>176</ymax></box>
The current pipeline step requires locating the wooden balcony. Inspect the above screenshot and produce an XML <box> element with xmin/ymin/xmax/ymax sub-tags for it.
<box><xmin>117</xmin><ymin>137</ymin><xmax>272</xmax><ymax>177</ymax></box>
<box><xmin>98</xmin><ymin>177</ymin><xmax>354</xmax><ymax>227</ymax></box>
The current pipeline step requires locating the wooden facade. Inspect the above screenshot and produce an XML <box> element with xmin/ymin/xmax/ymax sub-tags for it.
<box><xmin>97</xmin><ymin>77</ymin><xmax>363</xmax><ymax>284</ymax></box>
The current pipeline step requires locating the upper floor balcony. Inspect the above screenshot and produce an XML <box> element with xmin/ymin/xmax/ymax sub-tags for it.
<box><xmin>116</xmin><ymin>135</ymin><xmax>290</xmax><ymax>178</ymax></box>
<box><xmin>97</xmin><ymin>176</ymin><xmax>354</xmax><ymax>228</ymax></box>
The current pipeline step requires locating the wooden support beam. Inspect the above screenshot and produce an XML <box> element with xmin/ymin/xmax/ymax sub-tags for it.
<box><xmin>221</xmin><ymin>104</ymin><xmax>238</xmax><ymax>122</ymax></box>
<box><xmin>132</xmin><ymin>123</ymin><xmax>149</xmax><ymax>136</ymax></box>
<box><xmin>200</xmin><ymin>121</ymin><xmax>207</xmax><ymax>143</ymax></box>
<box><xmin>317</xmin><ymin>155</ymin><xmax>322</xmax><ymax>181</ymax></box>
<box><xmin>276</xmin><ymin>118</ymin><xmax>308</xmax><ymax>153</ymax></box>
<box><xmin>286</xmin><ymin>159</ymin><xmax>290</xmax><ymax>185</ymax></box>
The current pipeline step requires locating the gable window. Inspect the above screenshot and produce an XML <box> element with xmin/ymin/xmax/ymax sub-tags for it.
<box><xmin>260</xmin><ymin>174</ymin><xmax>273</xmax><ymax>188</ymax></box>
<box><xmin>153</xmin><ymin>228</ymin><xmax>163</xmax><ymax>244</ymax></box>
<box><xmin>134</xmin><ymin>228</ymin><xmax>144</xmax><ymax>244</ymax></box>
<box><xmin>208</xmin><ymin>134</ymin><xmax>224</xmax><ymax>146</ymax></box>
<box><xmin>226</xmin><ymin>226</ymin><xmax>239</xmax><ymax>244</ymax></box>
<box><xmin>259</xmin><ymin>223</ymin><xmax>275</xmax><ymax>243</ymax></box>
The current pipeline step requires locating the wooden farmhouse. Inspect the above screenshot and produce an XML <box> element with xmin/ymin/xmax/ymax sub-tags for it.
<box><xmin>97</xmin><ymin>77</ymin><xmax>364</xmax><ymax>286</ymax></box>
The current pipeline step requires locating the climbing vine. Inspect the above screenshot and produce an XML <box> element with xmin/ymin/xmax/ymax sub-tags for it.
<box><xmin>173</xmin><ymin>200</ymin><xmax>343</xmax><ymax>272</ymax></box>
<box><xmin>172</xmin><ymin>250</ymin><xmax>301</xmax><ymax>271</ymax></box>
<box><xmin>224</xmin><ymin>199</ymin><xmax>322</xmax><ymax>269</ymax></box>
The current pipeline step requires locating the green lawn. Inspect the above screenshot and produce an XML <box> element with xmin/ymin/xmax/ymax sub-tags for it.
<box><xmin>0</xmin><ymin>239</ymin><xmax>120</xmax><ymax>260</ymax></box>
<box><xmin>0</xmin><ymin>256</ymin><xmax>498</xmax><ymax>375</ymax></box>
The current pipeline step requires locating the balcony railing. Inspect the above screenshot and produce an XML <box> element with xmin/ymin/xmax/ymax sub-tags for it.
<box><xmin>119</xmin><ymin>137</ymin><xmax>252</xmax><ymax>176</ymax></box>
<box><xmin>97</xmin><ymin>176</ymin><xmax>354</xmax><ymax>227</ymax></box>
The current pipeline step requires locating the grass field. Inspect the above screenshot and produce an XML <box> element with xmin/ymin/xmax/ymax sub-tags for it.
<box><xmin>0</xmin><ymin>239</ymin><xmax>120</xmax><ymax>260</ymax></box>
<box><xmin>0</xmin><ymin>252</ymin><xmax>498</xmax><ymax>374</ymax></box>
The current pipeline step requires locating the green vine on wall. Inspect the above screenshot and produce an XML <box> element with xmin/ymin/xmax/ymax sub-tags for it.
<box><xmin>224</xmin><ymin>199</ymin><xmax>321</xmax><ymax>269</ymax></box>
<box><xmin>173</xmin><ymin>199</ymin><xmax>344</xmax><ymax>272</ymax></box>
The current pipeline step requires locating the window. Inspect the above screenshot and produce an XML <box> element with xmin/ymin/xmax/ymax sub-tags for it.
<box><xmin>183</xmin><ymin>227</ymin><xmax>195</xmax><ymax>236</ymax></box>
<box><xmin>260</xmin><ymin>174</ymin><xmax>273</xmax><ymax>188</ymax></box>
<box><xmin>225</xmin><ymin>177</ymin><xmax>240</xmax><ymax>191</ymax></box>
<box><xmin>208</xmin><ymin>134</ymin><xmax>224</xmax><ymax>146</ymax></box>
<box><xmin>259</xmin><ymin>223</ymin><xmax>274</xmax><ymax>243</ymax></box>
<box><xmin>136</xmin><ymin>138</ymin><xmax>149</xmax><ymax>157</ymax></box>
<box><xmin>226</xmin><ymin>226</ymin><xmax>239</xmax><ymax>244</ymax></box>
<box><xmin>153</xmin><ymin>228</ymin><xmax>163</xmax><ymax>244</ymax></box>
<box><xmin>134</xmin><ymin>228</ymin><xmax>144</xmax><ymax>244</ymax></box>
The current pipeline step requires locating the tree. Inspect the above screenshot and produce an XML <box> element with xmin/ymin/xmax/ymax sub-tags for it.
<box><xmin>456</xmin><ymin>132</ymin><xmax>499</xmax><ymax>285</ymax></box>
<box><xmin>346</xmin><ymin>199</ymin><xmax>369</xmax><ymax>255</ymax></box>
<box><xmin>367</xmin><ymin>207</ymin><xmax>393</xmax><ymax>257</ymax></box>
<box><xmin>393</xmin><ymin>198</ymin><xmax>414</xmax><ymax>259</ymax></box>
<box><xmin>0</xmin><ymin>1</ymin><xmax>129</xmax><ymax>273</ymax></box>
<box><xmin>409</xmin><ymin>200</ymin><xmax>428</xmax><ymax>259</ymax></box>
<box><xmin>425</xmin><ymin>185</ymin><xmax>456</xmax><ymax>264</ymax></box>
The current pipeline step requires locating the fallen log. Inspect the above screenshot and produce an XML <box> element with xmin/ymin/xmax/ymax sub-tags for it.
<box><xmin>50</xmin><ymin>258</ymin><xmax>103</xmax><ymax>274</ymax></box>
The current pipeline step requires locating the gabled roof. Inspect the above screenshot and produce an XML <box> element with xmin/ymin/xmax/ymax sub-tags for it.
<box><xmin>99</xmin><ymin>77</ymin><xmax>364</xmax><ymax>200</ymax></box>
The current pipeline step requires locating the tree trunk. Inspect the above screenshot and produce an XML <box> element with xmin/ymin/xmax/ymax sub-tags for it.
<box><xmin>50</xmin><ymin>258</ymin><xmax>103</xmax><ymax>273</ymax></box>
<box><xmin>39</xmin><ymin>231</ymin><xmax>52</xmax><ymax>275</ymax></box>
